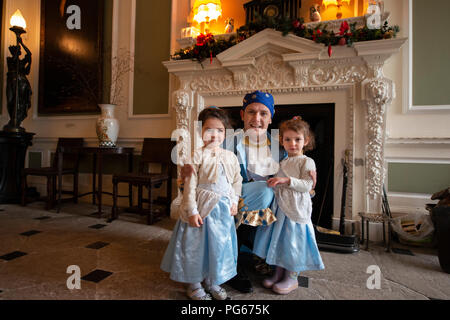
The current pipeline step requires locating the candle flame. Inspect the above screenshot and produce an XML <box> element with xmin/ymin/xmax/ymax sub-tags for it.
<box><xmin>10</xmin><ymin>9</ymin><xmax>26</xmax><ymax>29</ymax></box>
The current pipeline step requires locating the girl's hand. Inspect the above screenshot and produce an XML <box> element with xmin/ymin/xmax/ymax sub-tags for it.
<box><xmin>188</xmin><ymin>214</ymin><xmax>203</xmax><ymax>228</ymax></box>
<box><xmin>309</xmin><ymin>170</ymin><xmax>317</xmax><ymax>189</ymax></box>
<box><xmin>180</xmin><ymin>164</ymin><xmax>194</xmax><ymax>182</ymax></box>
<box><xmin>267</xmin><ymin>177</ymin><xmax>290</xmax><ymax>188</ymax></box>
<box><xmin>230</xmin><ymin>204</ymin><xmax>238</xmax><ymax>216</ymax></box>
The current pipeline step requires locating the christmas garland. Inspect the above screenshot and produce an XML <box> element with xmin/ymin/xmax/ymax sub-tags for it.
<box><xmin>172</xmin><ymin>15</ymin><xmax>400</xmax><ymax>63</ymax></box>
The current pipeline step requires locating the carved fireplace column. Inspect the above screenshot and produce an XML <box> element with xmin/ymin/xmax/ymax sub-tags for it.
<box><xmin>361</xmin><ymin>56</ymin><xmax>395</xmax><ymax>213</ymax></box>
<box><xmin>170</xmin><ymin>87</ymin><xmax>193</xmax><ymax>216</ymax></box>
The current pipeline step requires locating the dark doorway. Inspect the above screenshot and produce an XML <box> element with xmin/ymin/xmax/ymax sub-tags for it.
<box><xmin>225</xmin><ymin>104</ymin><xmax>335</xmax><ymax>229</ymax></box>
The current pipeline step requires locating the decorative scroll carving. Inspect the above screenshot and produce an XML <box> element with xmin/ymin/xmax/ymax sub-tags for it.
<box><xmin>172</xmin><ymin>90</ymin><xmax>192</xmax><ymax>165</ymax></box>
<box><xmin>310</xmin><ymin>63</ymin><xmax>368</xmax><ymax>85</ymax></box>
<box><xmin>247</xmin><ymin>54</ymin><xmax>295</xmax><ymax>89</ymax></box>
<box><xmin>363</xmin><ymin>78</ymin><xmax>394</xmax><ymax>200</ymax></box>
<box><xmin>190</xmin><ymin>74</ymin><xmax>234</xmax><ymax>92</ymax></box>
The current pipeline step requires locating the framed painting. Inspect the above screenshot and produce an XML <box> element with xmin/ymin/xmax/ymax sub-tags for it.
<box><xmin>38</xmin><ymin>0</ymin><xmax>104</xmax><ymax>115</ymax></box>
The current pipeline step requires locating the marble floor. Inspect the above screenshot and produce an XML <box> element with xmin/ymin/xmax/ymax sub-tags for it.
<box><xmin>0</xmin><ymin>202</ymin><xmax>449</xmax><ymax>301</ymax></box>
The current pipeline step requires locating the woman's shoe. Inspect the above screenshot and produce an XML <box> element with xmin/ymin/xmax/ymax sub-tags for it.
<box><xmin>186</xmin><ymin>287</ymin><xmax>212</xmax><ymax>300</ymax></box>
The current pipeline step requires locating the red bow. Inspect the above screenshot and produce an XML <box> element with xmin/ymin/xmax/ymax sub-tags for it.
<box><xmin>339</xmin><ymin>21</ymin><xmax>350</xmax><ymax>36</ymax></box>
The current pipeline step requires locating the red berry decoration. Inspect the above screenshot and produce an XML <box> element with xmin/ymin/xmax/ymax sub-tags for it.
<box><xmin>339</xmin><ymin>37</ymin><xmax>347</xmax><ymax>46</ymax></box>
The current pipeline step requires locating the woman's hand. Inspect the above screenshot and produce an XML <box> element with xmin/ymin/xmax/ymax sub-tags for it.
<box><xmin>230</xmin><ymin>203</ymin><xmax>238</xmax><ymax>216</ymax></box>
<box><xmin>188</xmin><ymin>214</ymin><xmax>203</xmax><ymax>228</ymax></box>
<box><xmin>267</xmin><ymin>177</ymin><xmax>290</xmax><ymax>188</ymax></box>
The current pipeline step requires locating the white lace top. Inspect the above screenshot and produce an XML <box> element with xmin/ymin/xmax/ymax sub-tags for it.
<box><xmin>274</xmin><ymin>155</ymin><xmax>316</xmax><ymax>224</ymax></box>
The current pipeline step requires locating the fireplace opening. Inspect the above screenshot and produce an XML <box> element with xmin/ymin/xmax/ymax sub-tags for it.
<box><xmin>226</xmin><ymin>103</ymin><xmax>335</xmax><ymax>229</ymax></box>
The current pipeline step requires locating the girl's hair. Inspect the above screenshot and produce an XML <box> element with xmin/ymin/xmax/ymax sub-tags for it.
<box><xmin>198</xmin><ymin>107</ymin><xmax>231</xmax><ymax>129</ymax></box>
<box><xmin>279</xmin><ymin>116</ymin><xmax>315</xmax><ymax>151</ymax></box>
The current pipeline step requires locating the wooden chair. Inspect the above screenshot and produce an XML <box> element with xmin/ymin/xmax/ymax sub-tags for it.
<box><xmin>21</xmin><ymin>138</ymin><xmax>84</xmax><ymax>212</ymax></box>
<box><xmin>110</xmin><ymin>138</ymin><xmax>176</xmax><ymax>225</ymax></box>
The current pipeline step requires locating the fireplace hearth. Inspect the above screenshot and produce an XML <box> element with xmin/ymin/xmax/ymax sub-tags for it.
<box><xmin>164</xmin><ymin>28</ymin><xmax>407</xmax><ymax>231</ymax></box>
<box><xmin>226</xmin><ymin>103</ymin><xmax>335</xmax><ymax>228</ymax></box>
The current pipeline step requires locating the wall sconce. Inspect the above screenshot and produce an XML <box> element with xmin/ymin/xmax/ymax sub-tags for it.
<box><xmin>322</xmin><ymin>0</ymin><xmax>351</xmax><ymax>19</ymax></box>
<box><xmin>192</xmin><ymin>0</ymin><xmax>222</xmax><ymax>34</ymax></box>
<box><xmin>3</xmin><ymin>9</ymin><xmax>32</xmax><ymax>133</ymax></box>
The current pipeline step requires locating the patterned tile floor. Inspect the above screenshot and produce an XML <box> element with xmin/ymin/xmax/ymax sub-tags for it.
<box><xmin>0</xmin><ymin>202</ymin><xmax>449</xmax><ymax>300</ymax></box>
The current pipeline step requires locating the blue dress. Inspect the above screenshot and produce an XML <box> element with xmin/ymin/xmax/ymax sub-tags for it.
<box><xmin>253</xmin><ymin>199</ymin><xmax>325</xmax><ymax>273</ymax></box>
<box><xmin>160</xmin><ymin>165</ymin><xmax>238</xmax><ymax>286</ymax></box>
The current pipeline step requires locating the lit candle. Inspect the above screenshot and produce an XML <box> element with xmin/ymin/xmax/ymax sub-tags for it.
<box><xmin>10</xmin><ymin>9</ymin><xmax>27</xmax><ymax>29</ymax></box>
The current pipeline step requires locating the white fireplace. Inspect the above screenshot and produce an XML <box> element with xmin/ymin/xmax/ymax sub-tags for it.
<box><xmin>164</xmin><ymin>29</ymin><xmax>406</xmax><ymax>230</ymax></box>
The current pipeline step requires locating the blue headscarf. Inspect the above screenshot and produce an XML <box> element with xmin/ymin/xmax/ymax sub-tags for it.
<box><xmin>242</xmin><ymin>91</ymin><xmax>275</xmax><ymax>118</ymax></box>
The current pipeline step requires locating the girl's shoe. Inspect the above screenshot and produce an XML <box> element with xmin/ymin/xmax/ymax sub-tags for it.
<box><xmin>186</xmin><ymin>287</ymin><xmax>212</xmax><ymax>300</ymax></box>
<box><xmin>204</xmin><ymin>283</ymin><xmax>228</xmax><ymax>300</ymax></box>
<box><xmin>272</xmin><ymin>281</ymin><xmax>298</xmax><ymax>295</ymax></box>
<box><xmin>262</xmin><ymin>266</ymin><xmax>284</xmax><ymax>289</ymax></box>
<box><xmin>272</xmin><ymin>271</ymin><xmax>299</xmax><ymax>294</ymax></box>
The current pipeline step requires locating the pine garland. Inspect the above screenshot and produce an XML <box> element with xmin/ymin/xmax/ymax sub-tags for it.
<box><xmin>171</xmin><ymin>14</ymin><xmax>400</xmax><ymax>63</ymax></box>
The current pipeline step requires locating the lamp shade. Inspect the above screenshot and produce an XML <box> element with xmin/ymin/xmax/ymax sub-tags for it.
<box><xmin>322</xmin><ymin>0</ymin><xmax>338</xmax><ymax>8</ymax></box>
<box><xmin>193</xmin><ymin>0</ymin><xmax>222</xmax><ymax>24</ymax></box>
<box><xmin>10</xmin><ymin>9</ymin><xmax>26</xmax><ymax>29</ymax></box>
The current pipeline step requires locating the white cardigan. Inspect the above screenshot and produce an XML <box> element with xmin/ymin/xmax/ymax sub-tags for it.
<box><xmin>275</xmin><ymin>155</ymin><xmax>316</xmax><ymax>224</ymax></box>
<box><xmin>180</xmin><ymin>147</ymin><xmax>243</xmax><ymax>221</ymax></box>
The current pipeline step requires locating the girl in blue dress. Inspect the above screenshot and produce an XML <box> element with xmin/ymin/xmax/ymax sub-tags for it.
<box><xmin>253</xmin><ymin>116</ymin><xmax>324</xmax><ymax>295</ymax></box>
<box><xmin>161</xmin><ymin>107</ymin><xmax>242</xmax><ymax>300</ymax></box>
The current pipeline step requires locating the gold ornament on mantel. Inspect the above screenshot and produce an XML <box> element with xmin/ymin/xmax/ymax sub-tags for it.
<box><xmin>310</xmin><ymin>4</ymin><xmax>321</xmax><ymax>22</ymax></box>
<box><xmin>224</xmin><ymin>18</ymin><xmax>234</xmax><ymax>33</ymax></box>
<box><xmin>322</xmin><ymin>0</ymin><xmax>351</xmax><ymax>20</ymax></box>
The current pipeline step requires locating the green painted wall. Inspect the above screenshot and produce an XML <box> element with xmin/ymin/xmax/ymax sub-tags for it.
<box><xmin>412</xmin><ymin>0</ymin><xmax>450</xmax><ymax>106</ymax></box>
<box><xmin>102</xmin><ymin>0</ymin><xmax>113</xmax><ymax>104</ymax></box>
<box><xmin>133</xmin><ymin>0</ymin><xmax>171</xmax><ymax>115</ymax></box>
<box><xmin>388</xmin><ymin>162</ymin><xmax>450</xmax><ymax>194</ymax></box>
<box><xmin>28</xmin><ymin>152</ymin><xmax>42</xmax><ymax>169</ymax></box>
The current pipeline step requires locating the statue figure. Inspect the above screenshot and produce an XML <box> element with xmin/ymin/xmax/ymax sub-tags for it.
<box><xmin>224</xmin><ymin>18</ymin><xmax>234</xmax><ymax>34</ymax></box>
<box><xmin>5</xmin><ymin>36</ymin><xmax>32</xmax><ymax>132</ymax></box>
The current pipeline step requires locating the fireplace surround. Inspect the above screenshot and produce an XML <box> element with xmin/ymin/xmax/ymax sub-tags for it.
<box><xmin>164</xmin><ymin>28</ymin><xmax>406</xmax><ymax>230</ymax></box>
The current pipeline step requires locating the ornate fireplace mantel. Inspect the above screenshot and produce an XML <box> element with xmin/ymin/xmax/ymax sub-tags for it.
<box><xmin>164</xmin><ymin>28</ymin><xmax>407</xmax><ymax>221</ymax></box>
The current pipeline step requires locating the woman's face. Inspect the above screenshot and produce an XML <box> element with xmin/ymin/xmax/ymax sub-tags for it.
<box><xmin>202</xmin><ymin>117</ymin><xmax>225</xmax><ymax>149</ymax></box>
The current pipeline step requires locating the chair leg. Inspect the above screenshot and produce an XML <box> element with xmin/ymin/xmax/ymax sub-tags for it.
<box><xmin>386</xmin><ymin>220</ymin><xmax>392</xmax><ymax>253</ymax></box>
<box><xmin>147</xmin><ymin>185</ymin><xmax>153</xmax><ymax>225</ymax></box>
<box><xmin>21</xmin><ymin>174</ymin><xmax>27</xmax><ymax>206</ymax></box>
<box><xmin>360</xmin><ymin>217</ymin><xmax>365</xmax><ymax>245</ymax></box>
<box><xmin>112</xmin><ymin>179</ymin><xmax>118</xmax><ymax>221</ymax></box>
<box><xmin>365</xmin><ymin>220</ymin><xmax>370</xmax><ymax>250</ymax></box>
<box><xmin>57</xmin><ymin>174</ymin><xmax>63</xmax><ymax>214</ymax></box>
<box><xmin>382</xmin><ymin>221</ymin><xmax>386</xmax><ymax>246</ymax></box>
<box><xmin>128</xmin><ymin>182</ymin><xmax>133</xmax><ymax>208</ymax></box>
<box><xmin>138</xmin><ymin>185</ymin><xmax>143</xmax><ymax>213</ymax></box>
<box><xmin>46</xmin><ymin>176</ymin><xmax>53</xmax><ymax>210</ymax></box>
<box><xmin>73</xmin><ymin>173</ymin><xmax>79</xmax><ymax>204</ymax></box>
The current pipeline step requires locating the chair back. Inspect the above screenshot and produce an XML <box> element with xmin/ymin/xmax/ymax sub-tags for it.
<box><xmin>53</xmin><ymin>138</ymin><xmax>84</xmax><ymax>170</ymax></box>
<box><xmin>139</xmin><ymin>138</ymin><xmax>176</xmax><ymax>175</ymax></box>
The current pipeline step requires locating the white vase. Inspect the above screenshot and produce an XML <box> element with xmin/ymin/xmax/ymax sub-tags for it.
<box><xmin>96</xmin><ymin>104</ymin><xmax>119</xmax><ymax>147</ymax></box>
